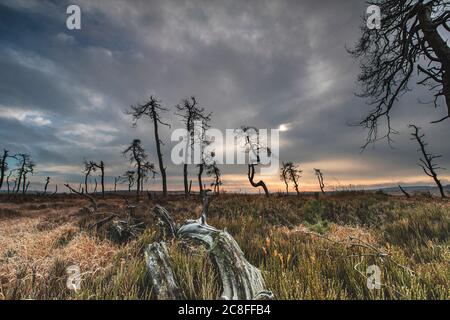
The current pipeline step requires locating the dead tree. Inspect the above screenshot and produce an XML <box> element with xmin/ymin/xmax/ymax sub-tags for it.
<box><xmin>206</xmin><ymin>162</ymin><xmax>222</xmax><ymax>195</ymax></box>
<box><xmin>314</xmin><ymin>168</ymin><xmax>325</xmax><ymax>194</ymax></box>
<box><xmin>127</xmin><ymin>96</ymin><xmax>170</xmax><ymax>197</ymax></box>
<box><xmin>64</xmin><ymin>183</ymin><xmax>98</xmax><ymax>212</ymax></box>
<box><xmin>197</xmin><ymin>126</ymin><xmax>213</xmax><ymax>195</ymax></box>
<box><xmin>176</xmin><ymin>97</ymin><xmax>212</xmax><ymax>196</ymax></box>
<box><xmin>349</xmin><ymin>0</ymin><xmax>450</xmax><ymax>147</ymax></box>
<box><xmin>122</xmin><ymin>170</ymin><xmax>136</xmax><ymax>192</ymax></box>
<box><xmin>44</xmin><ymin>177</ymin><xmax>50</xmax><ymax>194</ymax></box>
<box><xmin>147</xmin><ymin>194</ymin><xmax>273</xmax><ymax>300</ymax></box>
<box><xmin>93</xmin><ymin>161</ymin><xmax>105</xmax><ymax>197</ymax></box>
<box><xmin>114</xmin><ymin>176</ymin><xmax>120</xmax><ymax>193</ymax></box>
<box><xmin>141</xmin><ymin>161</ymin><xmax>158</xmax><ymax>191</ymax></box>
<box><xmin>82</xmin><ymin>160</ymin><xmax>96</xmax><ymax>194</ymax></box>
<box><xmin>284</xmin><ymin>162</ymin><xmax>302</xmax><ymax>196</ymax></box>
<box><xmin>14</xmin><ymin>154</ymin><xmax>34</xmax><ymax>194</ymax></box>
<box><xmin>6</xmin><ymin>170</ymin><xmax>14</xmax><ymax>194</ymax></box>
<box><xmin>241</xmin><ymin>126</ymin><xmax>270</xmax><ymax>197</ymax></box>
<box><xmin>409</xmin><ymin>124</ymin><xmax>447</xmax><ymax>198</ymax></box>
<box><xmin>0</xmin><ymin>149</ymin><xmax>10</xmax><ymax>190</ymax></box>
<box><xmin>123</xmin><ymin>139</ymin><xmax>155</xmax><ymax>199</ymax></box>
<box><xmin>280</xmin><ymin>162</ymin><xmax>289</xmax><ymax>194</ymax></box>
<box><xmin>398</xmin><ymin>185</ymin><xmax>411</xmax><ymax>198</ymax></box>
<box><xmin>144</xmin><ymin>242</ymin><xmax>182</xmax><ymax>299</ymax></box>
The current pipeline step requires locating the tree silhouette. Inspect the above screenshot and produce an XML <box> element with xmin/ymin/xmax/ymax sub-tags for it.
<box><xmin>176</xmin><ymin>97</ymin><xmax>212</xmax><ymax>196</ymax></box>
<box><xmin>83</xmin><ymin>160</ymin><xmax>96</xmax><ymax>194</ymax></box>
<box><xmin>123</xmin><ymin>139</ymin><xmax>155</xmax><ymax>198</ymax></box>
<box><xmin>283</xmin><ymin>162</ymin><xmax>302</xmax><ymax>196</ymax></box>
<box><xmin>241</xmin><ymin>126</ymin><xmax>270</xmax><ymax>197</ymax></box>
<box><xmin>409</xmin><ymin>124</ymin><xmax>446</xmax><ymax>198</ymax></box>
<box><xmin>314</xmin><ymin>169</ymin><xmax>325</xmax><ymax>194</ymax></box>
<box><xmin>349</xmin><ymin>0</ymin><xmax>450</xmax><ymax>147</ymax></box>
<box><xmin>127</xmin><ymin>95</ymin><xmax>170</xmax><ymax>197</ymax></box>
<box><xmin>44</xmin><ymin>176</ymin><xmax>50</xmax><ymax>194</ymax></box>
<box><xmin>122</xmin><ymin>170</ymin><xmax>136</xmax><ymax>192</ymax></box>
<box><xmin>280</xmin><ymin>162</ymin><xmax>290</xmax><ymax>194</ymax></box>
<box><xmin>206</xmin><ymin>161</ymin><xmax>222</xmax><ymax>195</ymax></box>
<box><xmin>93</xmin><ymin>161</ymin><xmax>105</xmax><ymax>197</ymax></box>
<box><xmin>15</xmin><ymin>154</ymin><xmax>34</xmax><ymax>194</ymax></box>
<box><xmin>0</xmin><ymin>149</ymin><xmax>10</xmax><ymax>190</ymax></box>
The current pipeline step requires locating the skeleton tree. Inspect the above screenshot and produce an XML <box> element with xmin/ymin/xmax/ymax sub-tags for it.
<box><xmin>93</xmin><ymin>161</ymin><xmax>105</xmax><ymax>197</ymax></box>
<box><xmin>409</xmin><ymin>124</ymin><xmax>447</xmax><ymax>198</ymax></box>
<box><xmin>82</xmin><ymin>160</ymin><xmax>96</xmax><ymax>194</ymax></box>
<box><xmin>127</xmin><ymin>96</ymin><xmax>170</xmax><ymax>197</ymax></box>
<box><xmin>197</xmin><ymin>137</ymin><xmax>213</xmax><ymax>195</ymax></box>
<box><xmin>140</xmin><ymin>162</ymin><xmax>158</xmax><ymax>191</ymax></box>
<box><xmin>44</xmin><ymin>176</ymin><xmax>50</xmax><ymax>194</ymax></box>
<box><xmin>241</xmin><ymin>126</ymin><xmax>270</xmax><ymax>197</ymax></box>
<box><xmin>0</xmin><ymin>149</ymin><xmax>10</xmax><ymax>190</ymax></box>
<box><xmin>284</xmin><ymin>162</ymin><xmax>302</xmax><ymax>196</ymax></box>
<box><xmin>15</xmin><ymin>154</ymin><xmax>34</xmax><ymax>194</ymax></box>
<box><xmin>122</xmin><ymin>170</ymin><xmax>136</xmax><ymax>192</ymax></box>
<box><xmin>206</xmin><ymin>161</ymin><xmax>222</xmax><ymax>195</ymax></box>
<box><xmin>314</xmin><ymin>169</ymin><xmax>325</xmax><ymax>194</ymax></box>
<box><xmin>123</xmin><ymin>139</ymin><xmax>155</xmax><ymax>199</ymax></box>
<box><xmin>176</xmin><ymin>97</ymin><xmax>212</xmax><ymax>196</ymax></box>
<box><xmin>280</xmin><ymin>162</ymin><xmax>290</xmax><ymax>194</ymax></box>
<box><xmin>349</xmin><ymin>0</ymin><xmax>450</xmax><ymax>147</ymax></box>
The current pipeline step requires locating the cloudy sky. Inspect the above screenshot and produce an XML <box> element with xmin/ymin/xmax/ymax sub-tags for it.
<box><xmin>1</xmin><ymin>0</ymin><xmax>449</xmax><ymax>192</ymax></box>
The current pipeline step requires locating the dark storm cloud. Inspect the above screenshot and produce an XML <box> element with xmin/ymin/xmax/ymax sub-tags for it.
<box><xmin>0</xmin><ymin>0</ymin><xmax>449</xmax><ymax>191</ymax></box>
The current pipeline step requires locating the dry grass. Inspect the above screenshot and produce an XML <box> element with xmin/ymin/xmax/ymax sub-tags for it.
<box><xmin>0</xmin><ymin>193</ymin><xmax>448</xmax><ymax>300</ymax></box>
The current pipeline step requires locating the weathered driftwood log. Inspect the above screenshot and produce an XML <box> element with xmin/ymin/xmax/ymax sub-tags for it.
<box><xmin>145</xmin><ymin>242</ymin><xmax>182</xmax><ymax>300</ymax></box>
<box><xmin>152</xmin><ymin>205</ymin><xmax>178</xmax><ymax>238</ymax></box>
<box><xmin>146</xmin><ymin>194</ymin><xmax>273</xmax><ymax>300</ymax></box>
<box><xmin>178</xmin><ymin>218</ymin><xmax>273</xmax><ymax>300</ymax></box>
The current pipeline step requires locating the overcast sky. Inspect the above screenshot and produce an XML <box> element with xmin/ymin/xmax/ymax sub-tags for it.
<box><xmin>1</xmin><ymin>0</ymin><xmax>449</xmax><ymax>192</ymax></box>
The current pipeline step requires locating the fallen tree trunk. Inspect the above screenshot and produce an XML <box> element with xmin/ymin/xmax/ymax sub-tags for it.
<box><xmin>146</xmin><ymin>194</ymin><xmax>273</xmax><ymax>300</ymax></box>
<box><xmin>178</xmin><ymin>218</ymin><xmax>273</xmax><ymax>300</ymax></box>
<box><xmin>145</xmin><ymin>242</ymin><xmax>182</xmax><ymax>300</ymax></box>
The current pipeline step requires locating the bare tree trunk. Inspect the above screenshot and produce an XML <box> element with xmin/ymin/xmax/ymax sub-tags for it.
<box><xmin>44</xmin><ymin>177</ymin><xmax>50</xmax><ymax>194</ymax></box>
<box><xmin>417</xmin><ymin>4</ymin><xmax>450</xmax><ymax>120</ymax></box>
<box><xmin>149</xmin><ymin>200</ymin><xmax>273</xmax><ymax>300</ymax></box>
<box><xmin>178</xmin><ymin>215</ymin><xmax>273</xmax><ymax>300</ymax></box>
<box><xmin>410</xmin><ymin>125</ymin><xmax>447</xmax><ymax>198</ymax></box>
<box><xmin>22</xmin><ymin>174</ymin><xmax>26</xmax><ymax>194</ymax></box>
<box><xmin>153</xmin><ymin>118</ymin><xmax>168</xmax><ymax>197</ymax></box>
<box><xmin>99</xmin><ymin>161</ymin><xmax>105</xmax><ymax>198</ymax></box>
<box><xmin>247</xmin><ymin>164</ymin><xmax>269</xmax><ymax>197</ymax></box>
<box><xmin>198</xmin><ymin>164</ymin><xmax>204</xmax><ymax>194</ymax></box>
<box><xmin>398</xmin><ymin>185</ymin><xmax>411</xmax><ymax>198</ymax></box>
<box><xmin>0</xmin><ymin>150</ymin><xmax>8</xmax><ymax>190</ymax></box>
<box><xmin>145</xmin><ymin>242</ymin><xmax>182</xmax><ymax>300</ymax></box>
<box><xmin>183</xmin><ymin>164</ymin><xmax>189</xmax><ymax>196</ymax></box>
<box><xmin>6</xmin><ymin>171</ymin><xmax>12</xmax><ymax>194</ymax></box>
<box><xmin>16</xmin><ymin>163</ymin><xmax>25</xmax><ymax>194</ymax></box>
<box><xmin>136</xmin><ymin>162</ymin><xmax>141</xmax><ymax>199</ymax></box>
<box><xmin>84</xmin><ymin>169</ymin><xmax>91</xmax><ymax>194</ymax></box>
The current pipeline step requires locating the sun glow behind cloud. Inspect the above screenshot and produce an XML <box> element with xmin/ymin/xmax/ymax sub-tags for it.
<box><xmin>0</xmin><ymin>106</ymin><xmax>52</xmax><ymax>126</ymax></box>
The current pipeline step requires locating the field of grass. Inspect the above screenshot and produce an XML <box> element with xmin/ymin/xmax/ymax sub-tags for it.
<box><xmin>0</xmin><ymin>192</ymin><xmax>448</xmax><ymax>300</ymax></box>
